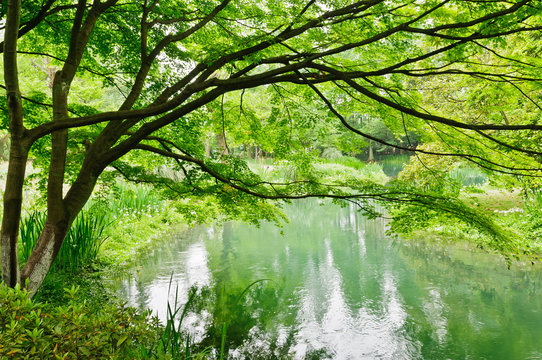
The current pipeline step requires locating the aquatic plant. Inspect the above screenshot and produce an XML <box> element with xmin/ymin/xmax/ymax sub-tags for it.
<box><xmin>140</xmin><ymin>281</ymin><xmax>226</xmax><ymax>359</ymax></box>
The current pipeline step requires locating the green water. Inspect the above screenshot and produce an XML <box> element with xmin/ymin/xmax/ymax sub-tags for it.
<box><xmin>377</xmin><ymin>154</ymin><xmax>410</xmax><ymax>178</ymax></box>
<box><xmin>111</xmin><ymin>201</ymin><xmax>542</xmax><ymax>359</ymax></box>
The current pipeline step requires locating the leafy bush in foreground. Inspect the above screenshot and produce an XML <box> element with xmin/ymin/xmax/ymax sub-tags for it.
<box><xmin>0</xmin><ymin>284</ymin><xmax>159</xmax><ymax>359</ymax></box>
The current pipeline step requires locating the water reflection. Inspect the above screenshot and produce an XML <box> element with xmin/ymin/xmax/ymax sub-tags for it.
<box><xmin>110</xmin><ymin>200</ymin><xmax>542</xmax><ymax>359</ymax></box>
<box><xmin>113</xmin><ymin>232</ymin><xmax>211</xmax><ymax>324</ymax></box>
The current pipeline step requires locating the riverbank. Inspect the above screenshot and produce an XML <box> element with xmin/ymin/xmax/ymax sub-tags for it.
<box><xmin>6</xmin><ymin>200</ymin><xmax>205</xmax><ymax>360</ymax></box>
<box><xmin>403</xmin><ymin>186</ymin><xmax>542</xmax><ymax>262</ymax></box>
<box><xmin>32</xmin><ymin>199</ymin><xmax>186</xmax><ymax>305</ymax></box>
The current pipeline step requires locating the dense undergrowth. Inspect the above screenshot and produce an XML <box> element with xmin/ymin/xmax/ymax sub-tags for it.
<box><xmin>18</xmin><ymin>179</ymin><xmax>184</xmax><ymax>273</ymax></box>
<box><xmin>8</xmin><ymin>178</ymin><xmax>219</xmax><ymax>359</ymax></box>
<box><xmin>0</xmin><ymin>284</ymin><xmax>159</xmax><ymax>359</ymax></box>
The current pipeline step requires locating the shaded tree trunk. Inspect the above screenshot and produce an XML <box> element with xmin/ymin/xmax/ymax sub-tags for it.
<box><xmin>216</xmin><ymin>131</ymin><xmax>229</xmax><ymax>157</ymax></box>
<box><xmin>1</xmin><ymin>138</ymin><xmax>28</xmax><ymax>287</ymax></box>
<box><xmin>1</xmin><ymin>0</ymin><xmax>27</xmax><ymax>288</ymax></box>
<box><xmin>205</xmin><ymin>136</ymin><xmax>212</xmax><ymax>157</ymax></box>
<box><xmin>1</xmin><ymin>0</ymin><xmax>108</xmax><ymax>296</ymax></box>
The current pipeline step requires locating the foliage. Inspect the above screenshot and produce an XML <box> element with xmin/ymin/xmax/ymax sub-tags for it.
<box><xmin>399</xmin><ymin>143</ymin><xmax>464</xmax><ymax>196</ymax></box>
<box><xmin>33</xmin><ymin>269</ymin><xmax>113</xmax><ymax>308</ymax></box>
<box><xmin>384</xmin><ymin>180</ymin><xmax>530</xmax><ymax>264</ymax></box>
<box><xmin>0</xmin><ymin>284</ymin><xmax>160</xmax><ymax>359</ymax></box>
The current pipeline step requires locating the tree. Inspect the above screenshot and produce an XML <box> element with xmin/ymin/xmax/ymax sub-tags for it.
<box><xmin>2</xmin><ymin>0</ymin><xmax>542</xmax><ymax>296</ymax></box>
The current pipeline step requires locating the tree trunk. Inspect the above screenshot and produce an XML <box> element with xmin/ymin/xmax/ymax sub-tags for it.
<box><xmin>368</xmin><ymin>141</ymin><xmax>374</xmax><ymax>162</ymax></box>
<box><xmin>1</xmin><ymin>140</ymin><xmax>28</xmax><ymax>287</ymax></box>
<box><xmin>15</xmin><ymin>0</ymin><xmax>104</xmax><ymax>294</ymax></box>
<box><xmin>1</xmin><ymin>0</ymin><xmax>27</xmax><ymax>287</ymax></box>
<box><xmin>19</xmin><ymin>68</ymin><xmax>73</xmax><ymax>296</ymax></box>
<box><xmin>205</xmin><ymin>136</ymin><xmax>212</xmax><ymax>157</ymax></box>
<box><xmin>20</xmin><ymin>222</ymin><xmax>68</xmax><ymax>297</ymax></box>
<box><xmin>216</xmin><ymin>131</ymin><xmax>229</xmax><ymax>157</ymax></box>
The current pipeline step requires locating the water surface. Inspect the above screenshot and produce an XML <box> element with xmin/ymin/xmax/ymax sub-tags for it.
<box><xmin>111</xmin><ymin>200</ymin><xmax>542</xmax><ymax>359</ymax></box>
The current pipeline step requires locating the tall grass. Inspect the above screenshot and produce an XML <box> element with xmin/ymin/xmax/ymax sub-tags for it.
<box><xmin>20</xmin><ymin>210</ymin><xmax>107</xmax><ymax>272</ymax></box>
<box><xmin>110</xmin><ymin>180</ymin><xmax>163</xmax><ymax>217</ymax></box>
<box><xmin>19</xmin><ymin>211</ymin><xmax>44</xmax><ymax>262</ymax></box>
<box><xmin>139</xmin><ymin>282</ymin><xmax>225</xmax><ymax>359</ymax></box>
<box><xmin>85</xmin><ymin>179</ymin><xmax>165</xmax><ymax>228</ymax></box>
<box><xmin>56</xmin><ymin>212</ymin><xmax>108</xmax><ymax>272</ymax></box>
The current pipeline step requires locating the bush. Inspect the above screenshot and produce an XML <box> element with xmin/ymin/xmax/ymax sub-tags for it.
<box><xmin>0</xmin><ymin>284</ymin><xmax>160</xmax><ymax>359</ymax></box>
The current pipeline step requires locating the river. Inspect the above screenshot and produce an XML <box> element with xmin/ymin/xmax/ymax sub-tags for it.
<box><xmin>109</xmin><ymin>200</ymin><xmax>542</xmax><ymax>359</ymax></box>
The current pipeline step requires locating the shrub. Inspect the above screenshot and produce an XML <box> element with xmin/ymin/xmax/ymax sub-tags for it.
<box><xmin>0</xmin><ymin>284</ymin><xmax>159</xmax><ymax>359</ymax></box>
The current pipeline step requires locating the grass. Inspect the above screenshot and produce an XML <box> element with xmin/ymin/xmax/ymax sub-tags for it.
<box><xmin>89</xmin><ymin>179</ymin><xmax>164</xmax><ymax>225</ymax></box>
<box><xmin>19</xmin><ymin>210</ymin><xmax>107</xmax><ymax>272</ymax></box>
<box><xmin>78</xmin><ymin>179</ymin><xmax>185</xmax><ymax>268</ymax></box>
<box><xmin>56</xmin><ymin>211</ymin><xmax>108</xmax><ymax>272</ymax></box>
<box><xmin>98</xmin><ymin>200</ymin><xmax>184</xmax><ymax>267</ymax></box>
<box><xmin>19</xmin><ymin>179</ymin><xmax>185</xmax><ymax>284</ymax></box>
<box><xmin>321</xmin><ymin>155</ymin><xmax>367</xmax><ymax>171</ymax></box>
<box><xmin>19</xmin><ymin>211</ymin><xmax>44</xmax><ymax>263</ymax></box>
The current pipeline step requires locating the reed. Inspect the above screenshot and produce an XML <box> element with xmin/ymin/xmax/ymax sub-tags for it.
<box><xmin>19</xmin><ymin>210</ymin><xmax>107</xmax><ymax>272</ymax></box>
<box><xmin>54</xmin><ymin>211</ymin><xmax>108</xmax><ymax>272</ymax></box>
<box><xmin>19</xmin><ymin>211</ymin><xmax>45</xmax><ymax>263</ymax></box>
<box><xmin>139</xmin><ymin>281</ymin><xmax>224</xmax><ymax>359</ymax></box>
<box><xmin>105</xmin><ymin>180</ymin><xmax>163</xmax><ymax>221</ymax></box>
